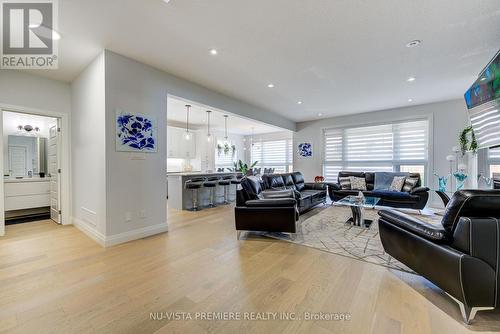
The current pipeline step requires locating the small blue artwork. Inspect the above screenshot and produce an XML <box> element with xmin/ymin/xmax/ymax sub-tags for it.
<box><xmin>298</xmin><ymin>142</ymin><xmax>313</xmax><ymax>158</ymax></box>
<box><xmin>116</xmin><ymin>111</ymin><xmax>157</xmax><ymax>152</ymax></box>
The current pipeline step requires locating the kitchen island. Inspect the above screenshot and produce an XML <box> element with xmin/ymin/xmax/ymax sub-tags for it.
<box><xmin>167</xmin><ymin>172</ymin><xmax>241</xmax><ymax>210</ymax></box>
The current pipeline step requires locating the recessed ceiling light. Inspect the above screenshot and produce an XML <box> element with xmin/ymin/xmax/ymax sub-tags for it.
<box><xmin>408</xmin><ymin>98</ymin><xmax>413</xmax><ymax>102</ymax></box>
<box><xmin>297</xmin><ymin>101</ymin><xmax>303</xmax><ymax>105</ymax></box>
<box><xmin>162</xmin><ymin>0</ymin><xmax>171</xmax><ymax>3</ymax></box>
<box><xmin>480</xmin><ymin>77</ymin><xmax>487</xmax><ymax>81</ymax></box>
<box><xmin>407</xmin><ymin>76</ymin><xmax>416</xmax><ymax>82</ymax></box>
<box><xmin>267</xmin><ymin>83</ymin><xmax>275</xmax><ymax>88</ymax></box>
<box><xmin>406</xmin><ymin>40</ymin><xmax>421</xmax><ymax>48</ymax></box>
<box><xmin>318</xmin><ymin>113</ymin><xmax>323</xmax><ymax>117</ymax></box>
<box><xmin>209</xmin><ymin>49</ymin><xmax>217</xmax><ymax>55</ymax></box>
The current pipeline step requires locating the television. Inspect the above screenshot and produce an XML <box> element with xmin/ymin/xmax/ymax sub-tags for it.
<box><xmin>465</xmin><ymin>50</ymin><xmax>500</xmax><ymax>149</ymax></box>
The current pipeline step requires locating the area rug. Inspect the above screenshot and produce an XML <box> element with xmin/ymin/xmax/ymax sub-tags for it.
<box><xmin>259</xmin><ymin>206</ymin><xmax>442</xmax><ymax>273</ymax></box>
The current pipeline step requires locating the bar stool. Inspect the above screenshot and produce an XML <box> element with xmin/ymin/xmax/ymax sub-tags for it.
<box><xmin>185</xmin><ymin>177</ymin><xmax>206</xmax><ymax>211</ymax></box>
<box><xmin>218</xmin><ymin>175</ymin><xmax>233</xmax><ymax>204</ymax></box>
<box><xmin>203</xmin><ymin>176</ymin><xmax>220</xmax><ymax>207</ymax></box>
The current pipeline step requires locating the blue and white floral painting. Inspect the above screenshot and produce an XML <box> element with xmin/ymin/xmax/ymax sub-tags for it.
<box><xmin>298</xmin><ymin>142</ymin><xmax>313</xmax><ymax>158</ymax></box>
<box><xmin>116</xmin><ymin>111</ymin><xmax>157</xmax><ymax>152</ymax></box>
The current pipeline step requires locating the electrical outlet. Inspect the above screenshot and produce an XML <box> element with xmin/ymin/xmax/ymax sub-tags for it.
<box><xmin>125</xmin><ymin>212</ymin><xmax>132</xmax><ymax>222</ymax></box>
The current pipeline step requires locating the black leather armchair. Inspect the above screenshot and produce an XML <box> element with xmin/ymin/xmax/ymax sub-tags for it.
<box><xmin>235</xmin><ymin>176</ymin><xmax>299</xmax><ymax>238</ymax></box>
<box><xmin>378</xmin><ymin>190</ymin><xmax>500</xmax><ymax>323</ymax></box>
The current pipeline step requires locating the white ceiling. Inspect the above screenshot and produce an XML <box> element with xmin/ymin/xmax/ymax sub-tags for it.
<box><xmin>29</xmin><ymin>0</ymin><xmax>500</xmax><ymax>122</ymax></box>
<box><xmin>167</xmin><ymin>96</ymin><xmax>285</xmax><ymax>135</ymax></box>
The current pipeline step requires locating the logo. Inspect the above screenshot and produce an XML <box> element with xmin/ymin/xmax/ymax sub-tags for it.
<box><xmin>1</xmin><ymin>0</ymin><xmax>58</xmax><ymax>69</ymax></box>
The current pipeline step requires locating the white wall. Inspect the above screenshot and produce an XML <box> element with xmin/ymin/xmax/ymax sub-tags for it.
<box><xmin>0</xmin><ymin>70</ymin><xmax>71</xmax><ymax>114</ymax></box>
<box><xmin>71</xmin><ymin>53</ymin><xmax>107</xmax><ymax>238</ymax></box>
<box><xmin>294</xmin><ymin>99</ymin><xmax>469</xmax><ymax>206</ymax></box>
<box><xmin>104</xmin><ymin>51</ymin><xmax>168</xmax><ymax>239</ymax></box>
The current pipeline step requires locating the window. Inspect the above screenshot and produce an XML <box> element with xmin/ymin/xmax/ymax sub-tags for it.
<box><xmin>251</xmin><ymin>138</ymin><xmax>293</xmax><ymax>173</ymax></box>
<box><xmin>488</xmin><ymin>147</ymin><xmax>500</xmax><ymax>177</ymax></box>
<box><xmin>323</xmin><ymin>119</ymin><xmax>429</xmax><ymax>183</ymax></box>
<box><xmin>215</xmin><ymin>140</ymin><xmax>237</xmax><ymax>170</ymax></box>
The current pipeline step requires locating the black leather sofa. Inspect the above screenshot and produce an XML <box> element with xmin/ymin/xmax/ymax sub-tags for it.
<box><xmin>262</xmin><ymin>172</ymin><xmax>327</xmax><ymax>213</ymax></box>
<box><xmin>378</xmin><ymin>190</ymin><xmax>500</xmax><ymax>323</ymax></box>
<box><xmin>234</xmin><ymin>172</ymin><xmax>327</xmax><ymax>236</ymax></box>
<box><xmin>328</xmin><ymin>171</ymin><xmax>429</xmax><ymax>210</ymax></box>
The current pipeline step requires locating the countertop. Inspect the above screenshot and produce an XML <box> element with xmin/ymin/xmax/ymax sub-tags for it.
<box><xmin>4</xmin><ymin>177</ymin><xmax>50</xmax><ymax>183</ymax></box>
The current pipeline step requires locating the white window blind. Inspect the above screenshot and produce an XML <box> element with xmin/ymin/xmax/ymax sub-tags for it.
<box><xmin>323</xmin><ymin>119</ymin><xmax>429</xmax><ymax>182</ymax></box>
<box><xmin>251</xmin><ymin>138</ymin><xmax>293</xmax><ymax>173</ymax></box>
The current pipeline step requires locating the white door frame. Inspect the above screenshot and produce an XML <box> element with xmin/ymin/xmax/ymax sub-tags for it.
<box><xmin>0</xmin><ymin>103</ymin><xmax>71</xmax><ymax>236</ymax></box>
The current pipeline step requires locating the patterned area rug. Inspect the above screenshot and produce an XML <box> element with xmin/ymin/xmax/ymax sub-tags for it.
<box><xmin>259</xmin><ymin>205</ymin><xmax>442</xmax><ymax>273</ymax></box>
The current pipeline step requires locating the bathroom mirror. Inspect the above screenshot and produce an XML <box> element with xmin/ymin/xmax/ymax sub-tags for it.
<box><xmin>7</xmin><ymin>135</ymin><xmax>48</xmax><ymax>177</ymax></box>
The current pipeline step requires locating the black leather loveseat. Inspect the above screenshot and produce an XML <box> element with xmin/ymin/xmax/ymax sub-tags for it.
<box><xmin>234</xmin><ymin>172</ymin><xmax>327</xmax><ymax>236</ymax></box>
<box><xmin>327</xmin><ymin>171</ymin><xmax>429</xmax><ymax>210</ymax></box>
<box><xmin>378</xmin><ymin>190</ymin><xmax>500</xmax><ymax>324</ymax></box>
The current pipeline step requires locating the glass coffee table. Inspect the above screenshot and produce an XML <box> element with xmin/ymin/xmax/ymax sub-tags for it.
<box><xmin>333</xmin><ymin>196</ymin><xmax>380</xmax><ymax>228</ymax></box>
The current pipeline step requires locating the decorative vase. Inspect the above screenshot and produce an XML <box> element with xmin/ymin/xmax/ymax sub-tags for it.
<box><xmin>434</xmin><ymin>173</ymin><xmax>450</xmax><ymax>192</ymax></box>
<box><xmin>453</xmin><ymin>172</ymin><xmax>468</xmax><ymax>191</ymax></box>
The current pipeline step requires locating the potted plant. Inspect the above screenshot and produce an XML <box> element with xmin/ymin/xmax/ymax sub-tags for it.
<box><xmin>230</xmin><ymin>160</ymin><xmax>258</xmax><ymax>174</ymax></box>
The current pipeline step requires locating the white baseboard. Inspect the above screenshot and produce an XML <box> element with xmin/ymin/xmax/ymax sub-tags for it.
<box><xmin>104</xmin><ymin>223</ymin><xmax>168</xmax><ymax>247</ymax></box>
<box><xmin>72</xmin><ymin>217</ymin><xmax>168</xmax><ymax>247</ymax></box>
<box><xmin>72</xmin><ymin>217</ymin><xmax>106</xmax><ymax>246</ymax></box>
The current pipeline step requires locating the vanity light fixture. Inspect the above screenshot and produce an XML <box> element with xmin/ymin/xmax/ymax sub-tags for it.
<box><xmin>206</xmin><ymin>110</ymin><xmax>212</xmax><ymax>142</ymax></box>
<box><xmin>184</xmin><ymin>105</ymin><xmax>192</xmax><ymax>140</ymax></box>
<box><xmin>17</xmin><ymin>125</ymin><xmax>40</xmax><ymax>133</ymax></box>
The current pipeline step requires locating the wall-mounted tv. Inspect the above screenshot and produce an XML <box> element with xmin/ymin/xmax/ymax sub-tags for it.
<box><xmin>465</xmin><ymin>50</ymin><xmax>500</xmax><ymax>149</ymax></box>
<box><xmin>464</xmin><ymin>50</ymin><xmax>499</xmax><ymax>109</ymax></box>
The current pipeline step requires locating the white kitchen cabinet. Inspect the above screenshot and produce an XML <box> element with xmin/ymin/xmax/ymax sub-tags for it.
<box><xmin>167</xmin><ymin>126</ymin><xmax>196</xmax><ymax>158</ymax></box>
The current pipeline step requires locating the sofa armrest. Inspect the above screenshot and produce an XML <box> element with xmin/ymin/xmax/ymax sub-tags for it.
<box><xmin>261</xmin><ymin>189</ymin><xmax>295</xmax><ymax>199</ymax></box>
<box><xmin>245</xmin><ymin>198</ymin><xmax>297</xmax><ymax>208</ymax></box>
<box><xmin>378</xmin><ymin>209</ymin><xmax>450</xmax><ymax>242</ymax></box>
<box><xmin>304</xmin><ymin>182</ymin><xmax>327</xmax><ymax>190</ymax></box>
<box><xmin>327</xmin><ymin>183</ymin><xmax>341</xmax><ymax>191</ymax></box>
<box><xmin>452</xmin><ymin>217</ymin><xmax>500</xmax><ymax>269</ymax></box>
<box><xmin>410</xmin><ymin>186</ymin><xmax>429</xmax><ymax>194</ymax></box>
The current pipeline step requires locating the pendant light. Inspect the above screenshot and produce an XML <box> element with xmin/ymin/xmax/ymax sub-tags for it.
<box><xmin>206</xmin><ymin>110</ymin><xmax>212</xmax><ymax>142</ymax></box>
<box><xmin>223</xmin><ymin>115</ymin><xmax>229</xmax><ymax>144</ymax></box>
<box><xmin>184</xmin><ymin>104</ymin><xmax>192</xmax><ymax>140</ymax></box>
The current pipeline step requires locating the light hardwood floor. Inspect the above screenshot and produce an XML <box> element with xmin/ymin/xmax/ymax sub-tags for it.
<box><xmin>1</xmin><ymin>204</ymin><xmax>500</xmax><ymax>334</ymax></box>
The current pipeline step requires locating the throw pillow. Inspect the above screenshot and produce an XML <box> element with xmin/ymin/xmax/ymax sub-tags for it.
<box><xmin>350</xmin><ymin>176</ymin><xmax>367</xmax><ymax>191</ymax></box>
<box><xmin>339</xmin><ymin>176</ymin><xmax>352</xmax><ymax>190</ymax></box>
<box><xmin>389</xmin><ymin>176</ymin><xmax>406</xmax><ymax>191</ymax></box>
<box><xmin>402</xmin><ymin>177</ymin><xmax>419</xmax><ymax>192</ymax></box>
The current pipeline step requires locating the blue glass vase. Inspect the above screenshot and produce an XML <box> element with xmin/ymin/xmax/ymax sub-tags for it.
<box><xmin>453</xmin><ymin>172</ymin><xmax>468</xmax><ymax>191</ymax></box>
<box><xmin>437</xmin><ymin>177</ymin><xmax>448</xmax><ymax>192</ymax></box>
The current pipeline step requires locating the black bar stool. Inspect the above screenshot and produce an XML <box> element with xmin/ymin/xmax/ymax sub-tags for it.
<box><xmin>218</xmin><ymin>175</ymin><xmax>233</xmax><ymax>204</ymax></box>
<box><xmin>203</xmin><ymin>176</ymin><xmax>220</xmax><ymax>207</ymax></box>
<box><xmin>185</xmin><ymin>177</ymin><xmax>206</xmax><ymax>211</ymax></box>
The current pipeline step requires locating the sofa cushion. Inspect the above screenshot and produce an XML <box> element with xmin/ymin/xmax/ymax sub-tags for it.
<box><xmin>339</xmin><ymin>176</ymin><xmax>352</xmax><ymax>190</ymax></box>
<box><xmin>350</xmin><ymin>176</ymin><xmax>367</xmax><ymax>191</ymax></box>
<box><xmin>402</xmin><ymin>177</ymin><xmax>419</xmax><ymax>192</ymax></box>
<box><xmin>291</xmin><ymin>172</ymin><xmax>306</xmax><ymax>191</ymax></box>
<box><xmin>264</xmin><ymin>174</ymin><xmax>286</xmax><ymax>190</ymax></box>
<box><xmin>282</xmin><ymin>173</ymin><xmax>296</xmax><ymax>190</ymax></box>
<box><xmin>374</xmin><ymin>172</ymin><xmax>408</xmax><ymax>190</ymax></box>
<box><xmin>390</xmin><ymin>176</ymin><xmax>406</xmax><ymax>191</ymax></box>
<box><xmin>365</xmin><ymin>172</ymin><xmax>375</xmax><ymax>190</ymax></box>
<box><xmin>240</xmin><ymin>176</ymin><xmax>263</xmax><ymax>199</ymax></box>
<box><xmin>260</xmin><ymin>189</ymin><xmax>295</xmax><ymax>199</ymax></box>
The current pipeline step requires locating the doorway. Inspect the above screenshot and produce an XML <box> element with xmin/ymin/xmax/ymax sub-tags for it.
<box><xmin>1</xmin><ymin>110</ymin><xmax>64</xmax><ymax>229</ymax></box>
